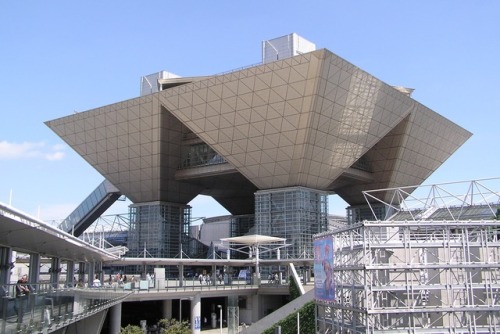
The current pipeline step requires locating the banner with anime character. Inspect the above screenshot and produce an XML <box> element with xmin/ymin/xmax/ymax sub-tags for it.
<box><xmin>313</xmin><ymin>236</ymin><xmax>334</xmax><ymax>302</ymax></box>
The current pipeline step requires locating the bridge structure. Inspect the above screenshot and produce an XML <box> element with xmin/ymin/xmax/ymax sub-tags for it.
<box><xmin>0</xmin><ymin>202</ymin><xmax>312</xmax><ymax>334</ymax></box>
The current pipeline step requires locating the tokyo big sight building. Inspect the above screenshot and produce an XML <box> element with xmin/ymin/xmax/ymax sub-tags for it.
<box><xmin>45</xmin><ymin>34</ymin><xmax>471</xmax><ymax>259</ymax></box>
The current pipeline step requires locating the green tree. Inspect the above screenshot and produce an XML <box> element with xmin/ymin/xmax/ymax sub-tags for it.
<box><xmin>158</xmin><ymin>318</ymin><xmax>191</xmax><ymax>334</ymax></box>
<box><xmin>120</xmin><ymin>324</ymin><xmax>143</xmax><ymax>334</ymax></box>
<box><xmin>262</xmin><ymin>301</ymin><xmax>316</xmax><ymax>334</ymax></box>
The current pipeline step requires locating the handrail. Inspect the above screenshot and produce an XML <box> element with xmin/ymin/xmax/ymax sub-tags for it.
<box><xmin>99</xmin><ymin>276</ymin><xmax>290</xmax><ymax>293</ymax></box>
<box><xmin>0</xmin><ymin>282</ymin><xmax>130</xmax><ymax>334</ymax></box>
<box><xmin>0</xmin><ymin>277</ymin><xmax>290</xmax><ymax>333</ymax></box>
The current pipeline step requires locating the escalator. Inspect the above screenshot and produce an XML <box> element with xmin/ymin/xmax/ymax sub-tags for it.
<box><xmin>58</xmin><ymin>180</ymin><xmax>122</xmax><ymax>237</ymax></box>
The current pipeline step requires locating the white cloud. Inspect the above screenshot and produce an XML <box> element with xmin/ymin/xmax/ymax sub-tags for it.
<box><xmin>52</xmin><ymin>143</ymin><xmax>66</xmax><ymax>151</ymax></box>
<box><xmin>0</xmin><ymin>140</ymin><xmax>65</xmax><ymax>161</ymax></box>
<box><xmin>45</xmin><ymin>151</ymin><xmax>65</xmax><ymax>161</ymax></box>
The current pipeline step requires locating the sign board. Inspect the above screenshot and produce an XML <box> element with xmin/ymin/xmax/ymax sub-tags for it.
<box><xmin>313</xmin><ymin>236</ymin><xmax>334</xmax><ymax>302</ymax></box>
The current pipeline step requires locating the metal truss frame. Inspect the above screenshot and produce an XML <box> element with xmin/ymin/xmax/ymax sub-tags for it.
<box><xmin>316</xmin><ymin>178</ymin><xmax>500</xmax><ymax>333</ymax></box>
<box><xmin>362</xmin><ymin>177</ymin><xmax>500</xmax><ymax>221</ymax></box>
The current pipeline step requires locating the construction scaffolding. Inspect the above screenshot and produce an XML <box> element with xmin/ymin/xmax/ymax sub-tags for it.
<box><xmin>315</xmin><ymin>178</ymin><xmax>500</xmax><ymax>334</ymax></box>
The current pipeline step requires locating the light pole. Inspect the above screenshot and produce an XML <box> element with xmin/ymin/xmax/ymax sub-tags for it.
<box><xmin>217</xmin><ymin>304</ymin><xmax>222</xmax><ymax>333</ymax></box>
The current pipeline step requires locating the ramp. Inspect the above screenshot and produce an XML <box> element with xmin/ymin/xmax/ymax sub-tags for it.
<box><xmin>241</xmin><ymin>289</ymin><xmax>314</xmax><ymax>334</ymax></box>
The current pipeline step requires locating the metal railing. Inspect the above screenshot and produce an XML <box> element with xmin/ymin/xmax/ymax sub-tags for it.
<box><xmin>0</xmin><ymin>283</ymin><xmax>130</xmax><ymax>334</ymax></box>
<box><xmin>0</xmin><ymin>276</ymin><xmax>291</xmax><ymax>333</ymax></box>
<box><xmin>100</xmin><ymin>276</ymin><xmax>290</xmax><ymax>294</ymax></box>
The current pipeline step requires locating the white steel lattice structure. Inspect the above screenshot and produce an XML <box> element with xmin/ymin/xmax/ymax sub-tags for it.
<box><xmin>81</xmin><ymin>213</ymin><xmax>131</xmax><ymax>256</ymax></box>
<box><xmin>364</xmin><ymin>177</ymin><xmax>500</xmax><ymax>221</ymax></box>
<box><xmin>315</xmin><ymin>178</ymin><xmax>500</xmax><ymax>334</ymax></box>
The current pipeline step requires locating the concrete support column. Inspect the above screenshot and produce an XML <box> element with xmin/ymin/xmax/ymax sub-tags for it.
<box><xmin>77</xmin><ymin>262</ymin><xmax>85</xmax><ymax>287</ymax></box>
<box><xmin>301</xmin><ymin>267</ymin><xmax>310</xmax><ymax>284</ymax></box>
<box><xmin>162</xmin><ymin>299</ymin><xmax>172</xmax><ymax>320</ymax></box>
<box><xmin>95</xmin><ymin>261</ymin><xmax>103</xmax><ymax>281</ymax></box>
<box><xmin>0</xmin><ymin>247</ymin><xmax>13</xmax><ymax>285</ymax></box>
<box><xmin>88</xmin><ymin>263</ymin><xmax>95</xmax><ymax>287</ymax></box>
<box><xmin>50</xmin><ymin>257</ymin><xmax>60</xmax><ymax>286</ymax></box>
<box><xmin>255</xmin><ymin>246</ymin><xmax>260</xmax><ymax>280</ymax></box>
<box><xmin>73</xmin><ymin>294</ymin><xmax>84</xmax><ymax>314</ymax></box>
<box><xmin>191</xmin><ymin>293</ymin><xmax>201</xmax><ymax>334</ymax></box>
<box><xmin>66</xmin><ymin>261</ymin><xmax>75</xmax><ymax>287</ymax></box>
<box><xmin>277</xmin><ymin>249</ymin><xmax>283</xmax><ymax>284</ymax></box>
<box><xmin>211</xmin><ymin>264</ymin><xmax>216</xmax><ymax>285</ymax></box>
<box><xmin>179</xmin><ymin>264</ymin><xmax>184</xmax><ymax>287</ymax></box>
<box><xmin>251</xmin><ymin>294</ymin><xmax>260</xmax><ymax>323</ymax></box>
<box><xmin>227</xmin><ymin>296</ymin><xmax>239</xmax><ymax>334</ymax></box>
<box><xmin>225</xmin><ymin>266</ymin><xmax>232</xmax><ymax>285</ymax></box>
<box><xmin>225</xmin><ymin>252</ymin><xmax>232</xmax><ymax>284</ymax></box>
<box><xmin>228</xmin><ymin>295</ymin><xmax>237</xmax><ymax>307</ymax></box>
<box><xmin>110</xmin><ymin>302</ymin><xmax>122</xmax><ymax>334</ymax></box>
<box><xmin>28</xmin><ymin>253</ymin><xmax>40</xmax><ymax>284</ymax></box>
<box><xmin>211</xmin><ymin>247</ymin><xmax>217</xmax><ymax>286</ymax></box>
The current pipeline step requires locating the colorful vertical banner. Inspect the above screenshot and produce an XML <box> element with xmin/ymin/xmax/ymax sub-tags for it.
<box><xmin>314</xmin><ymin>236</ymin><xmax>334</xmax><ymax>302</ymax></box>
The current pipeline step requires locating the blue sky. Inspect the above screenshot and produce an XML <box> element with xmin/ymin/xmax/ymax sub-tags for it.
<box><xmin>1</xmin><ymin>1</ymin><xmax>499</xmax><ymax>222</ymax></box>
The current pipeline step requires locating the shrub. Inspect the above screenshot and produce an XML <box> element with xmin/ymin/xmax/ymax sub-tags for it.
<box><xmin>262</xmin><ymin>301</ymin><xmax>315</xmax><ymax>334</ymax></box>
<box><xmin>120</xmin><ymin>324</ymin><xmax>143</xmax><ymax>334</ymax></box>
<box><xmin>158</xmin><ymin>318</ymin><xmax>191</xmax><ymax>334</ymax></box>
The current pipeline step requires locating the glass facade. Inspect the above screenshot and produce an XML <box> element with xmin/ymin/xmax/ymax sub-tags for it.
<box><xmin>255</xmin><ymin>187</ymin><xmax>328</xmax><ymax>258</ymax></box>
<box><xmin>127</xmin><ymin>202</ymin><xmax>191</xmax><ymax>258</ymax></box>
<box><xmin>347</xmin><ymin>204</ymin><xmax>387</xmax><ymax>224</ymax></box>
<box><xmin>230</xmin><ymin>215</ymin><xmax>255</xmax><ymax>238</ymax></box>
<box><xmin>229</xmin><ymin>215</ymin><xmax>255</xmax><ymax>259</ymax></box>
<box><xmin>350</xmin><ymin>155</ymin><xmax>372</xmax><ymax>172</ymax></box>
<box><xmin>179</xmin><ymin>143</ymin><xmax>227</xmax><ymax>169</ymax></box>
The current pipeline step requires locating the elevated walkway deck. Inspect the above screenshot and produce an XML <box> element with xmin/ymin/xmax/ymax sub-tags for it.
<box><xmin>1</xmin><ymin>283</ymin><xmax>130</xmax><ymax>334</ymax></box>
<box><xmin>1</xmin><ymin>279</ymin><xmax>290</xmax><ymax>334</ymax></box>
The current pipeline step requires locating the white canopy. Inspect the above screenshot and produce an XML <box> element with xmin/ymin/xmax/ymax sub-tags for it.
<box><xmin>220</xmin><ymin>234</ymin><xmax>286</xmax><ymax>246</ymax></box>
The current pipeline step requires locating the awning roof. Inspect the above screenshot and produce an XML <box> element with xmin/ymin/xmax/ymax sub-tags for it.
<box><xmin>0</xmin><ymin>203</ymin><xmax>118</xmax><ymax>262</ymax></box>
<box><xmin>220</xmin><ymin>234</ymin><xmax>287</xmax><ymax>245</ymax></box>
